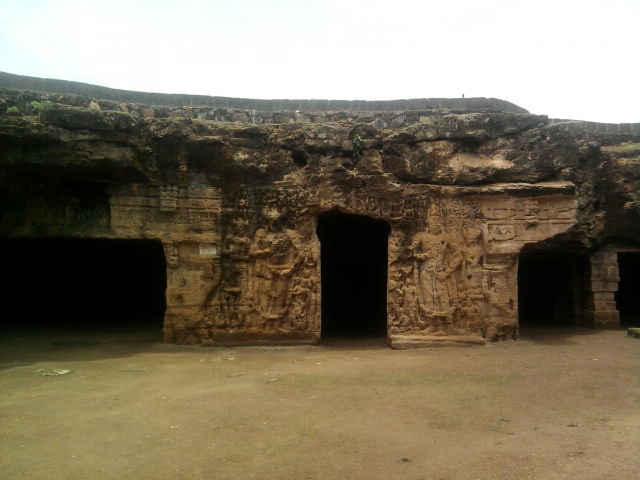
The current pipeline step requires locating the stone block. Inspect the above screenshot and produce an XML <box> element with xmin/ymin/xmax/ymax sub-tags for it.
<box><xmin>591</xmin><ymin>291</ymin><xmax>615</xmax><ymax>302</ymax></box>
<box><xmin>590</xmin><ymin>281</ymin><xmax>619</xmax><ymax>292</ymax></box>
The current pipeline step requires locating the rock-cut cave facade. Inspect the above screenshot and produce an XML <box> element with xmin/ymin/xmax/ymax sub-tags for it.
<box><xmin>0</xmin><ymin>72</ymin><xmax>638</xmax><ymax>347</ymax></box>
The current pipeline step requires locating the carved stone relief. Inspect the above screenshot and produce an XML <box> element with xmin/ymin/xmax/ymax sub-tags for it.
<box><xmin>110</xmin><ymin>184</ymin><xmax>222</xmax><ymax>239</ymax></box>
<box><xmin>386</xmin><ymin>194</ymin><xmax>576</xmax><ymax>344</ymax></box>
<box><xmin>108</xmin><ymin>181</ymin><xmax>576</xmax><ymax>346</ymax></box>
<box><xmin>388</xmin><ymin>198</ymin><xmax>496</xmax><ymax>340</ymax></box>
<box><xmin>193</xmin><ymin>194</ymin><xmax>321</xmax><ymax>343</ymax></box>
<box><xmin>5</xmin><ymin>92</ymin><xmax>636</xmax><ymax>349</ymax></box>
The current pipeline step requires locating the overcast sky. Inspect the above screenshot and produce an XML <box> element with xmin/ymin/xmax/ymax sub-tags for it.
<box><xmin>1</xmin><ymin>0</ymin><xmax>638</xmax><ymax>122</ymax></box>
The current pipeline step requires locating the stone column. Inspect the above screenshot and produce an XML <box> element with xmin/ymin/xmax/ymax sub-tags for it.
<box><xmin>584</xmin><ymin>249</ymin><xmax>620</xmax><ymax>328</ymax></box>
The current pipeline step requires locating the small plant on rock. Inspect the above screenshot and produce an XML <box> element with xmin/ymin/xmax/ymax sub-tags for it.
<box><xmin>30</xmin><ymin>100</ymin><xmax>51</xmax><ymax>115</ymax></box>
<box><xmin>6</xmin><ymin>106</ymin><xmax>20</xmax><ymax>115</ymax></box>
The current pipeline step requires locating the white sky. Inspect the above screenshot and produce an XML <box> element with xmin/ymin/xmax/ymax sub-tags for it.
<box><xmin>1</xmin><ymin>0</ymin><xmax>638</xmax><ymax>122</ymax></box>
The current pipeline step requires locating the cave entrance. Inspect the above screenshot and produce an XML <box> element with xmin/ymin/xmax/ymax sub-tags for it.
<box><xmin>0</xmin><ymin>238</ymin><xmax>167</xmax><ymax>335</ymax></box>
<box><xmin>616</xmin><ymin>252</ymin><xmax>640</xmax><ymax>327</ymax></box>
<box><xmin>316</xmin><ymin>210</ymin><xmax>390</xmax><ymax>339</ymax></box>
<box><xmin>518</xmin><ymin>249</ymin><xmax>588</xmax><ymax>328</ymax></box>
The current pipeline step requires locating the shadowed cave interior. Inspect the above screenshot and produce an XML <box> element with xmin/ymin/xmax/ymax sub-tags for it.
<box><xmin>518</xmin><ymin>250</ymin><xmax>588</xmax><ymax>327</ymax></box>
<box><xmin>316</xmin><ymin>210</ymin><xmax>390</xmax><ymax>338</ymax></box>
<box><xmin>617</xmin><ymin>252</ymin><xmax>640</xmax><ymax>327</ymax></box>
<box><xmin>0</xmin><ymin>238</ymin><xmax>166</xmax><ymax>331</ymax></box>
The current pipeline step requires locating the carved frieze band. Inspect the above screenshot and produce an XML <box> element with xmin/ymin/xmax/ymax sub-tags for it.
<box><xmin>110</xmin><ymin>185</ymin><xmax>222</xmax><ymax>231</ymax></box>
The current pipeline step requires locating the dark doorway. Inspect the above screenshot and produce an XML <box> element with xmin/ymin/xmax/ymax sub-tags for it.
<box><xmin>518</xmin><ymin>251</ymin><xmax>588</xmax><ymax>327</ymax></box>
<box><xmin>616</xmin><ymin>252</ymin><xmax>640</xmax><ymax>327</ymax></box>
<box><xmin>316</xmin><ymin>210</ymin><xmax>390</xmax><ymax>338</ymax></box>
<box><xmin>0</xmin><ymin>238</ymin><xmax>166</xmax><ymax>331</ymax></box>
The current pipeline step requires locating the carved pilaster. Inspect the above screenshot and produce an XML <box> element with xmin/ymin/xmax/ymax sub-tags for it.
<box><xmin>584</xmin><ymin>248</ymin><xmax>620</xmax><ymax>328</ymax></box>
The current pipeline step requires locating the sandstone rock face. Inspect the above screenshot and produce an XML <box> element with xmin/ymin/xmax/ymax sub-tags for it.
<box><xmin>0</xmin><ymin>79</ymin><xmax>638</xmax><ymax>347</ymax></box>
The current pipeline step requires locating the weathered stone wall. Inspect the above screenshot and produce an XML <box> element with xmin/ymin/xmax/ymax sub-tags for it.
<box><xmin>97</xmin><ymin>180</ymin><xmax>576</xmax><ymax>346</ymax></box>
<box><xmin>0</xmin><ymin>87</ymin><xmax>529</xmax><ymax>130</ymax></box>
<box><xmin>0</xmin><ymin>76</ymin><xmax>638</xmax><ymax>347</ymax></box>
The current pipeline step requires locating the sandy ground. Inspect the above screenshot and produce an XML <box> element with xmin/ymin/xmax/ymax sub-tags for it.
<box><xmin>1</xmin><ymin>326</ymin><xmax>639</xmax><ymax>480</ymax></box>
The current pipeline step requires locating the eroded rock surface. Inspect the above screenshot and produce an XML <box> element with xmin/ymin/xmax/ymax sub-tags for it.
<box><xmin>1</xmin><ymin>80</ymin><xmax>638</xmax><ymax>347</ymax></box>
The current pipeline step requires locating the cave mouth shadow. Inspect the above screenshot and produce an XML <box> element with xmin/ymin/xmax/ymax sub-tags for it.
<box><xmin>316</xmin><ymin>210</ymin><xmax>391</xmax><ymax>340</ymax></box>
<box><xmin>518</xmin><ymin>250</ymin><xmax>589</xmax><ymax>329</ymax></box>
<box><xmin>0</xmin><ymin>237</ymin><xmax>167</xmax><ymax>365</ymax></box>
<box><xmin>617</xmin><ymin>252</ymin><xmax>640</xmax><ymax>328</ymax></box>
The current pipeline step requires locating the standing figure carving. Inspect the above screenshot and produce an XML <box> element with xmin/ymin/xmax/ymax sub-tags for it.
<box><xmin>411</xmin><ymin>210</ymin><xmax>462</xmax><ymax>335</ymax></box>
<box><xmin>247</xmin><ymin>209</ymin><xmax>304</xmax><ymax>332</ymax></box>
<box><xmin>214</xmin><ymin>216</ymin><xmax>249</xmax><ymax>329</ymax></box>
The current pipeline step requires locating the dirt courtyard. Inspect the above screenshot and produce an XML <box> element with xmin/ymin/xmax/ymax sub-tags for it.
<box><xmin>1</xmin><ymin>327</ymin><xmax>639</xmax><ymax>480</ymax></box>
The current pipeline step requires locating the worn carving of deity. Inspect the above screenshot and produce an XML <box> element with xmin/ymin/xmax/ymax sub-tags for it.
<box><xmin>411</xmin><ymin>214</ymin><xmax>463</xmax><ymax>335</ymax></box>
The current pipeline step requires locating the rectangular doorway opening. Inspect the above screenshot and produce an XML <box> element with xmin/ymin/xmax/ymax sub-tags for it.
<box><xmin>616</xmin><ymin>252</ymin><xmax>640</xmax><ymax>327</ymax></box>
<box><xmin>518</xmin><ymin>250</ymin><xmax>588</xmax><ymax>329</ymax></box>
<box><xmin>0</xmin><ymin>238</ymin><xmax>167</xmax><ymax>336</ymax></box>
<box><xmin>316</xmin><ymin>210</ymin><xmax>390</xmax><ymax>339</ymax></box>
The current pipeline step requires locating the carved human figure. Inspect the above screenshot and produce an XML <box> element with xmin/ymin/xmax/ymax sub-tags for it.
<box><xmin>387</xmin><ymin>273</ymin><xmax>402</xmax><ymax>331</ymax></box>
<box><xmin>203</xmin><ymin>217</ymin><xmax>248</xmax><ymax>329</ymax></box>
<box><xmin>248</xmin><ymin>227</ymin><xmax>274</xmax><ymax>314</ymax></box>
<box><xmin>462</xmin><ymin>226</ymin><xmax>484</xmax><ymax>276</ymax></box>
<box><xmin>399</xmin><ymin>283</ymin><xmax>419</xmax><ymax>331</ymax></box>
<box><xmin>268</xmin><ymin>230</ymin><xmax>301</xmax><ymax>315</ymax></box>
<box><xmin>223</xmin><ymin>218</ymin><xmax>250</xmax><ymax>261</ymax></box>
<box><xmin>248</xmin><ymin>224</ymin><xmax>303</xmax><ymax>331</ymax></box>
<box><xmin>411</xmin><ymin>213</ymin><xmax>463</xmax><ymax>335</ymax></box>
<box><xmin>287</xmin><ymin>271</ymin><xmax>317</xmax><ymax>331</ymax></box>
<box><xmin>388</xmin><ymin>268</ymin><xmax>419</xmax><ymax>333</ymax></box>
